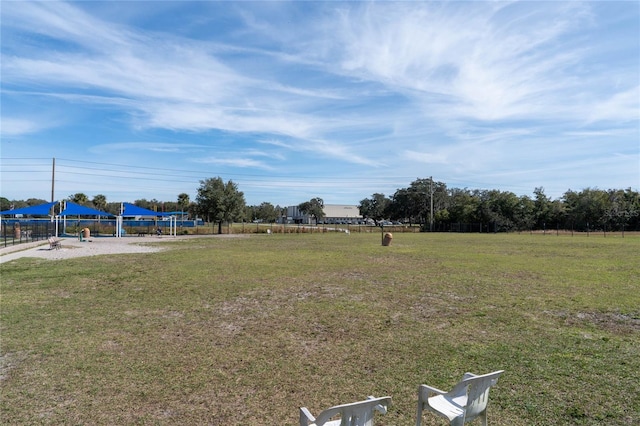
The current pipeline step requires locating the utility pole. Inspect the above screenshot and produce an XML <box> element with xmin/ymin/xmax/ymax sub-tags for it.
<box><xmin>430</xmin><ymin>176</ymin><xmax>434</xmax><ymax>232</ymax></box>
<box><xmin>50</xmin><ymin>157</ymin><xmax>56</xmax><ymax>217</ymax></box>
<box><xmin>51</xmin><ymin>157</ymin><xmax>56</xmax><ymax>202</ymax></box>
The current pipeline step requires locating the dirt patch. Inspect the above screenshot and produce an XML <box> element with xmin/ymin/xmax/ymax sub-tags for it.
<box><xmin>546</xmin><ymin>310</ymin><xmax>640</xmax><ymax>334</ymax></box>
<box><xmin>0</xmin><ymin>351</ymin><xmax>28</xmax><ymax>382</ymax></box>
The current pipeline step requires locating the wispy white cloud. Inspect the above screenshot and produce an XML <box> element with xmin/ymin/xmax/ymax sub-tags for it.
<box><xmin>89</xmin><ymin>142</ymin><xmax>205</xmax><ymax>154</ymax></box>
<box><xmin>241</xmin><ymin>149</ymin><xmax>286</xmax><ymax>162</ymax></box>
<box><xmin>322</xmin><ymin>1</ymin><xmax>619</xmax><ymax>124</ymax></box>
<box><xmin>585</xmin><ymin>85</ymin><xmax>640</xmax><ymax>123</ymax></box>
<box><xmin>2</xmin><ymin>1</ymin><xmax>133</xmax><ymax>53</ymax></box>
<box><xmin>193</xmin><ymin>156</ymin><xmax>274</xmax><ymax>171</ymax></box>
<box><xmin>563</xmin><ymin>128</ymin><xmax>638</xmax><ymax>138</ymax></box>
<box><xmin>0</xmin><ymin>117</ymin><xmax>48</xmax><ymax>136</ymax></box>
<box><xmin>1</xmin><ymin>2</ymin><xmax>398</xmax><ymax>167</ymax></box>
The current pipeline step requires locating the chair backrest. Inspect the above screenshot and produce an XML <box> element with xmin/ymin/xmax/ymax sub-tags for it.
<box><xmin>306</xmin><ymin>396</ymin><xmax>391</xmax><ymax>426</ymax></box>
<box><xmin>460</xmin><ymin>370</ymin><xmax>504</xmax><ymax>421</ymax></box>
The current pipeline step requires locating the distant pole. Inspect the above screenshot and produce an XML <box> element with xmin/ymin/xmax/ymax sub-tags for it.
<box><xmin>50</xmin><ymin>157</ymin><xmax>56</xmax><ymax>217</ymax></box>
<box><xmin>51</xmin><ymin>157</ymin><xmax>56</xmax><ymax>202</ymax></box>
<box><xmin>430</xmin><ymin>176</ymin><xmax>434</xmax><ymax>232</ymax></box>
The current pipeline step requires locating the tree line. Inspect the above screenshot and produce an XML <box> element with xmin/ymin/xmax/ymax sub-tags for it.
<box><xmin>359</xmin><ymin>178</ymin><xmax>640</xmax><ymax>232</ymax></box>
<box><xmin>2</xmin><ymin>177</ymin><xmax>639</xmax><ymax>233</ymax></box>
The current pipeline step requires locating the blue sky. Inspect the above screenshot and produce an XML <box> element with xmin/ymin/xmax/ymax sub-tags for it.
<box><xmin>1</xmin><ymin>1</ymin><xmax>638</xmax><ymax>206</ymax></box>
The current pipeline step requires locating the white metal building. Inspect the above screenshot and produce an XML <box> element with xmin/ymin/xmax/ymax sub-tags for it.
<box><xmin>286</xmin><ymin>204</ymin><xmax>363</xmax><ymax>224</ymax></box>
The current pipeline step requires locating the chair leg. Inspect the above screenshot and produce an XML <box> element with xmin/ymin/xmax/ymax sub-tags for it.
<box><xmin>451</xmin><ymin>418</ymin><xmax>465</xmax><ymax>426</ymax></box>
<box><xmin>416</xmin><ymin>404</ymin><xmax>423</xmax><ymax>426</ymax></box>
<box><xmin>480</xmin><ymin>410</ymin><xmax>487</xmax><ymax>426</ymax></box>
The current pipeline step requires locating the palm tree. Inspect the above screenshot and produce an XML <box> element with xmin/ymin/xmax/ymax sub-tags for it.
<box><xmin>177</xmin><ymin>193</ymin><xmax>190</xmax><ymax>220</ymax></box>
<box><xmin>92</xmin><ymin>194</ymin><xmax>107</xmax><ymax>211</ymax></box>
<box><xmin>70</xmin><ymin>193</ymin><xmax>89</xmax><ymax>206</ymax></box>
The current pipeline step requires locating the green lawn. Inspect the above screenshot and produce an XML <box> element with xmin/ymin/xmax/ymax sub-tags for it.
<box><xmin>1</xmin><ymin>233</ymin><xmax>638</xmax><ymax>425</ymax></box>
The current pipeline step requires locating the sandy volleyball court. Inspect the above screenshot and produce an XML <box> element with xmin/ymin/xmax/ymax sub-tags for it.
<box><xmin>0</xmin><ymin>236</ymin><xmax>176</xmax><ymax>264</ymax></box>
<box><xmin>0</xmin><ymin>234</ymin><xmax>247</xmax><ymax>264</ymax></box>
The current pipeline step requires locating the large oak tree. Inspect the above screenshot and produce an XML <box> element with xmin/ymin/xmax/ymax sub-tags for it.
<box><xmin>196</xmin><ymin>177</ymin><xmax>246</xmax><ymax>234</ymax></box>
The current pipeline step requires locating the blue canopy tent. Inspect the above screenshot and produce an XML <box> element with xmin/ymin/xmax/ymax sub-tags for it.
<box><xmin>0</xmin><ymin>201</ymin><xmax>58</xmax><ymax>216</ymax></box>
<box><xmin>0</xmin><ymin>201</ymin><xmax>59</xmax><ymax>242</ymax></box>
<box><xmin>59</xmin><ymin>202</ymin><xmax>114</xmax><ymax>217</ymax></box>
<box><xmin>57</xmin><ymin>202</ymin><xmax>114</xmax><ymax>238</ymax></box>
<box><xmin>120</xmin><ymin>203</ymin><xmax>176</xmax><ymax>237</ymax></box>
<box><xmin>121</xmin><ymin>203</ymin><xmax>170</xmax><ymax>217</ymax></box>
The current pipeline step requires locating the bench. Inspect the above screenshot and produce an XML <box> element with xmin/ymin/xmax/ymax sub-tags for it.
<box><xmin>48</xmin><ymin>237</ymin><xmax>62</xmax><ymax>250</ymax></box>
<box><xmin>137</xmin><ymin>231</ymin><xmax>148</xmax><ymax>237</ymax></box>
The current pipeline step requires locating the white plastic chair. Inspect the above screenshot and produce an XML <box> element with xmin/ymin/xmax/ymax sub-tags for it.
<box><xmin>416</xmin><ymin>370</ymin><xmax>504</xmax><ymax>426</ymax></box>
<box><xmin>300</xmin><ymin>395</ymin><xmax>391</xmax><ymax>426</ymax></box>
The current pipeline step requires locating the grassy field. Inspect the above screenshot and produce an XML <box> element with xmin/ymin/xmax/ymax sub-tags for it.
<box><xmin>1</xmin><ymin>233</ymin><xmax>638</xmax><ymax>425</ymax></box>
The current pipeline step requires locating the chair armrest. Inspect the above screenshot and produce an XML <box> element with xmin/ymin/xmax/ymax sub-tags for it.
<box><xmin>299</xmin><ymin>407</ymin><xmax>315</xmax><ymax>425</ymax></box>
<box><xmin>419</xmin><ymin>384</ymin><xmax>447</xmax><ymax>396</ymax></box>
<box><xmin>366</xmin><ymin>395</ymin><xmax>388</xmax><ymax>414</ymax></box>
<box><xmin>463</xmin><ymin>372</ymin><xmax>478</xmax><ymax>380</ymax></box>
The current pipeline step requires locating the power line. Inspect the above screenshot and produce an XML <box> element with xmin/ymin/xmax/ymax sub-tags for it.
<box><xmin>1</xmin><ymin>157</ymin><xmax>418</xmax><ymax>183</ymax></box>
<box><xmin>3</xmin><ymin>156</ymin><xmax>545</xmax><ymax>201</ymax></box>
